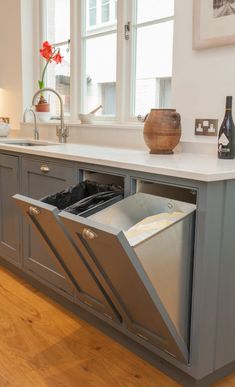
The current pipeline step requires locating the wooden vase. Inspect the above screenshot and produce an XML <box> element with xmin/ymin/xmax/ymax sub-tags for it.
<box><xmin>143</xmin><ymin>109</ymin><xmax>181</xmax><ymax>154</ymax></box>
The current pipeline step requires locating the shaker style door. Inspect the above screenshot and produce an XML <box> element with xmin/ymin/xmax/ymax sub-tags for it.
<box><xmin>13</xmin><ymin>194</ymin><xmax>121</xmax><ymax>322</ymax></box>
<box><xmin>20</xmin><ymin>158</ymin><xmax>76</xmax><ymax>295</ymax></box>
<box><xmin>59</xmin><ymin>210</ymin><xmax>190</xmax><ymax>363</ymax></box>
<box><xmin>0</xmin><ymin>154</ymin><xmax>21</xmax><ymax>265</ymax></box>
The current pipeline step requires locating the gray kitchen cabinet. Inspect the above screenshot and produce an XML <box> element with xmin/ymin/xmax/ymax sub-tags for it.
<box><xmin>0</xmin><ymin>154</ymin><xmax>21</xmax><ymax>265</ymax></box>
<box><xmin>2</xmin><ymin>148</ymin><xmax>235</xmax><ymax>386</ymax></box>
<box><xmin>21</xmin><ymin>157</ymin><xmax>76</xmax><ymax>296</ymax></box>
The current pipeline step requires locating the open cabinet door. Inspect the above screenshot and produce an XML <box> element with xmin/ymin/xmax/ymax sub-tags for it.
<box><xmin>13</xmin><ymin>194</ymin><xmax>121</xmax><ymax>323</ymax></box>
<box><xmin>59</xmin><ymin>210</ymin><xmax>190</xmax><ymax>363</ymax></box>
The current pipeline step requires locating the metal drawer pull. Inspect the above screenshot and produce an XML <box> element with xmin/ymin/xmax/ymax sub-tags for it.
<box><xmin>29</xmin><ymin>206</ymin><xmax>41</xmax><ymax>216</ymax></box>
<box><xmin>82</xmin><ymin>228</ymin><xmax>97</xmax><ymax>240</ymax></box>
<box><xmin>40</xmin><ymin>164</ymin><xmax>50</xmax><ymax>173</ymax></box>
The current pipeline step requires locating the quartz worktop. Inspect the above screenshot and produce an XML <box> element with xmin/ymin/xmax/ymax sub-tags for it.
<box><xmin>0</xmin><ymin>139</ymin><xmax>234</xmax><ymax>182</ymax></box>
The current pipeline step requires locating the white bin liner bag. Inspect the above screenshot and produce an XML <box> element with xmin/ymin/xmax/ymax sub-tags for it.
<box><xmin>124</xmin><ymin>211</ymin><xmax>184</xmax><ymax>247</ymax></box>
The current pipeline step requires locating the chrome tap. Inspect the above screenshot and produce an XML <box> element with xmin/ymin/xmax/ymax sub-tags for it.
<box><xmin>32</xmin><ymin>88</ymin><xmax>69</xmax><ymax>143</ymax></box>
<box><xmin>23</xmin><ymin>108</ymin><xmax>39</xmax><ymax>140</ymax></box>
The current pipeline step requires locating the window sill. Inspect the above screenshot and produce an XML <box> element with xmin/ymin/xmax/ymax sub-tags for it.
<box><xmin>20</xmin><ymin>121</ymin><xmax>144</xmax><ymax>131</ymax></box>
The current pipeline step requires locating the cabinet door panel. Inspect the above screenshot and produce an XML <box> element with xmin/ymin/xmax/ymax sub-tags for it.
<box><xmin>14</xmin><ymin>194</ymin><xmax>121</xmax><ymax>323</ymax></box>
<box><xmin>0</xmin><ymin>154</ymin><xmax>21</xmax><ymax>265</ymax></box>
<box><xmin>21</xmin><ymin>158</ymin><xmax>75</xmax><ymax>295</ymax></box>
<box><xmin>59</xmin><ymin>210</ymin><xmax>189</xmax><ymax>363</ymax></box>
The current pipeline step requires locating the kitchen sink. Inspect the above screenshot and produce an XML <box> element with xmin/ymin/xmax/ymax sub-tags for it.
<box><xmin>0</xmin><ymin>140</ymin><xmax>58</xmax><ymax>147</ymax></box>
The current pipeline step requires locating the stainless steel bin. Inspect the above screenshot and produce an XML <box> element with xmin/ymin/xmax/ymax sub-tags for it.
<box><xmin>88</xmin><ymin>193</ymin><xmax>196</xmax><ymax>345</ymax></box>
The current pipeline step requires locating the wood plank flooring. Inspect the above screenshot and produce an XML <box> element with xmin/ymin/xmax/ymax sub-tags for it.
<box><xmin>0</xmin><ymin>265</ymin><xmax>234</xmax><ymax>387</ymax></box>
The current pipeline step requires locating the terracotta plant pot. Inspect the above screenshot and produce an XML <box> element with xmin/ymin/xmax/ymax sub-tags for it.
<box><xmin>143</xmin><ymin>109</ymin><xmax>181</xmax><ymax>154</ymax></box>
<box><xmin>35</xmin><ymin>95</ymin><xmax>50</xmax><ymax>113</ymax></box>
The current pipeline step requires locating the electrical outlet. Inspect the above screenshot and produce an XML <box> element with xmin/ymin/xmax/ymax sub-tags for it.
<box><xmin>195</xmin><ymin>119</ymin><xmax>218</xmax><ymax>136</ymax></box>
<box><xmin>0</xmin><ymin>117</ymin><xmax>10</xmax><ymax>124</ymax></box>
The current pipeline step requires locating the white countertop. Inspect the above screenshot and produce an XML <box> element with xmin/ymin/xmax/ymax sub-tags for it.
<box><xmin>0</xmin><ymin>140</ymin><xmax>234</xmax><ymax>182</ymax></box>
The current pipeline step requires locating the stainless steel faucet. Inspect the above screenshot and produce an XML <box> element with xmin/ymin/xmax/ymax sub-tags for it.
<box><xmin>23</xmin><ymin>108</ymin><xmax>39</xmax><ymax>140</ymax></box>
<box><xmin>32</xmin><ymin>88</ymin><xmax>69</xmax><ymax>143</ymax></box>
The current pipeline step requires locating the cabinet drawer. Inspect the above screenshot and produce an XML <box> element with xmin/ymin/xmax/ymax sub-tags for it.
<box><xmin>21</xmin><ymin>158</ymin><xmax>76</xmax><ymax>198</ymax></box>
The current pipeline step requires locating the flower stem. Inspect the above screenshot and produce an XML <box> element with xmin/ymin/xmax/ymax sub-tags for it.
<box><xmin>40</xmin><ymin>48</ymin><xmax>59</xmax><ymax>89</ymax></box>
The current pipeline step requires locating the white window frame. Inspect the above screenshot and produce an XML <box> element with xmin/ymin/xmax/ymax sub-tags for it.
<box><xmin>35</xmin><ymin>0</ymin><xmax>174</xmax><ymax>124</ymax></box>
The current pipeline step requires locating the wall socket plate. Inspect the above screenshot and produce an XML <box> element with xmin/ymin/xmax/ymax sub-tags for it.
<box><xmin>0</xmin><ymin>117</ymin><xmax>10</xmax><ymax>124</ymax></box>
<box><xmin>195</xmin><ymin>119</ymin><xmax>218</xmax><ymax>136</ymax></box>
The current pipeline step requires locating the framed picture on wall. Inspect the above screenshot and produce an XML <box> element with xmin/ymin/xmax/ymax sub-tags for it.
<box><xmin>193</xmin><ymin>0</ymin><xmax>235</xmax><ymax>49</ymax></box>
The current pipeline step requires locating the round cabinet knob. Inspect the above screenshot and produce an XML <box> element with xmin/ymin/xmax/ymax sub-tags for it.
<box><xmin>40</xmin><ymin>164</ymin><xmax>50</xmax><ymax>173</ymax></box>
<box><xmin>29</xmin><ymin>206</ymin><xmax>41</xmax><ymax>216</ymax></box>
<box><xmin>82</xmin><ymin>228</ymin><xmax>97</xmax><ymax>241</ymax></box>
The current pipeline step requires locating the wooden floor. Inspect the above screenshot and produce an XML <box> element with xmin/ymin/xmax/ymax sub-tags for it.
<box><xmin>0</xmin><ymin>267</ymin><xmax>234</xmax><ymax>387</ymax></box>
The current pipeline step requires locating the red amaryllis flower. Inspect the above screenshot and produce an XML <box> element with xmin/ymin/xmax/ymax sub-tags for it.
<box><xmin>53</xmin><ymin>51</ymin><xmax>63</xmax><ymax>64</ymax></box>
<box><xmin>38</xmin><ymin>40</ymin><xmax>67</xmax><ymax>90</ymax></box>
<box><xmin>40</xmin><ymin>41</ymin><xmax>53</xmax><ymax>60</ymax></box>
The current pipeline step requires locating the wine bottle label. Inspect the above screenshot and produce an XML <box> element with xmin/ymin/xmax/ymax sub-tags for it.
<box><xmin>219</xmin><ymin>133</ymin><xmax>229</xmax><ymax>146</ymax></box>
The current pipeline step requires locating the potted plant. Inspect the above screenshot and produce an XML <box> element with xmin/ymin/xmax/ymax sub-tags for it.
<box><xmin>35</xmin><ymin>41</ymin><xmax>64</xmax><ymax>114</ymax></box>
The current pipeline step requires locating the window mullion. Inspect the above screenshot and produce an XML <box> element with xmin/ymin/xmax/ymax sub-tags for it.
<box><xmin>128</xmin><ymin>0</ymin><xmax>137</xmax><ymax>120</ymax></box>
<box><xmin>75</xmin><ymin>0</ymin><xmax>86</xmax><ymax>116</ymax></box>
<box><xmin>70</xmin><ymin>0</ymin><xmax>79</xmax><ymax>120</ymax></box>
<box><xmin>128</xmin><ymin>0</ymin><xmax>138</xmax><ymax>121</ymax></box>
<box><xmin>116</xmin><ymin>0</ymin><xmax>132</xmax><ymax>123</ymax></box>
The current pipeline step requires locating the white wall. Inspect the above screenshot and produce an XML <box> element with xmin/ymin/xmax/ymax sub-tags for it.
<box><xmin>172</xmin><ymin>0</ymin><xmax>235</xmax><ymax>141</ymax></box>
<box><xmin>0</xmin><ymin>0</ymin><xmax>22</xmax><ymax>129</ymax></box>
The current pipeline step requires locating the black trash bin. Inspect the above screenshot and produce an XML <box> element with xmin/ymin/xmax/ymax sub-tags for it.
<box><xmin>41</xmin><ymin>180</ymin><xmax>124</xmax><ymax>216</ymax></box>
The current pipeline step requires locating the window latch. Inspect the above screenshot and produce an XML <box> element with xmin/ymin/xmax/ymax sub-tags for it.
<box><xmin>124</xmin><ymin>22</ymin><xmax>131</xmax><ymax>40</ymax></box>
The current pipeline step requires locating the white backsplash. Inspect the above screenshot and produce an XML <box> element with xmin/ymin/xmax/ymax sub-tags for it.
<box><xmin>17</xmin><ymin>122</ymin><xmax>217</xmax><ymax>156</ymax></box>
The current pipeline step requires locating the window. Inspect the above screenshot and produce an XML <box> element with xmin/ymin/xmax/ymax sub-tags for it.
<box><xmin>100</xmin><ymin>82</ymin><xmax>116</xmax><ymax>115</ymax></box>
<box><xmin>40</xmin><ymin>0</ymin><xmax>174</xmax><ymax>122</ymax></box>
<box><xmin>84</xmin><ymin>0</ymin><xmax>117</xmax><ymax>116</ymax></box>
<box><xmin>134</xmin><ymin>0</ymin><xmax>174</xmax><ymax>115</ymax></box>
<box><xmin>44</xmin><ymin>0</ymin><xmax>70</xmax><ymax>115</ymax></box>
<box><xmin>102</xmin><ymin>0</ymin><xmax>110</xmax><ymax>23</ymax></box>
<box><xmin>89</xmin><ymin>0</ymin><xmax>97</xmax><ymax>27</ymax></box>
<box><xmin>87</xmin><ymin>0</ymin><xmax>117</xmax><ymax>29</ymax></box>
